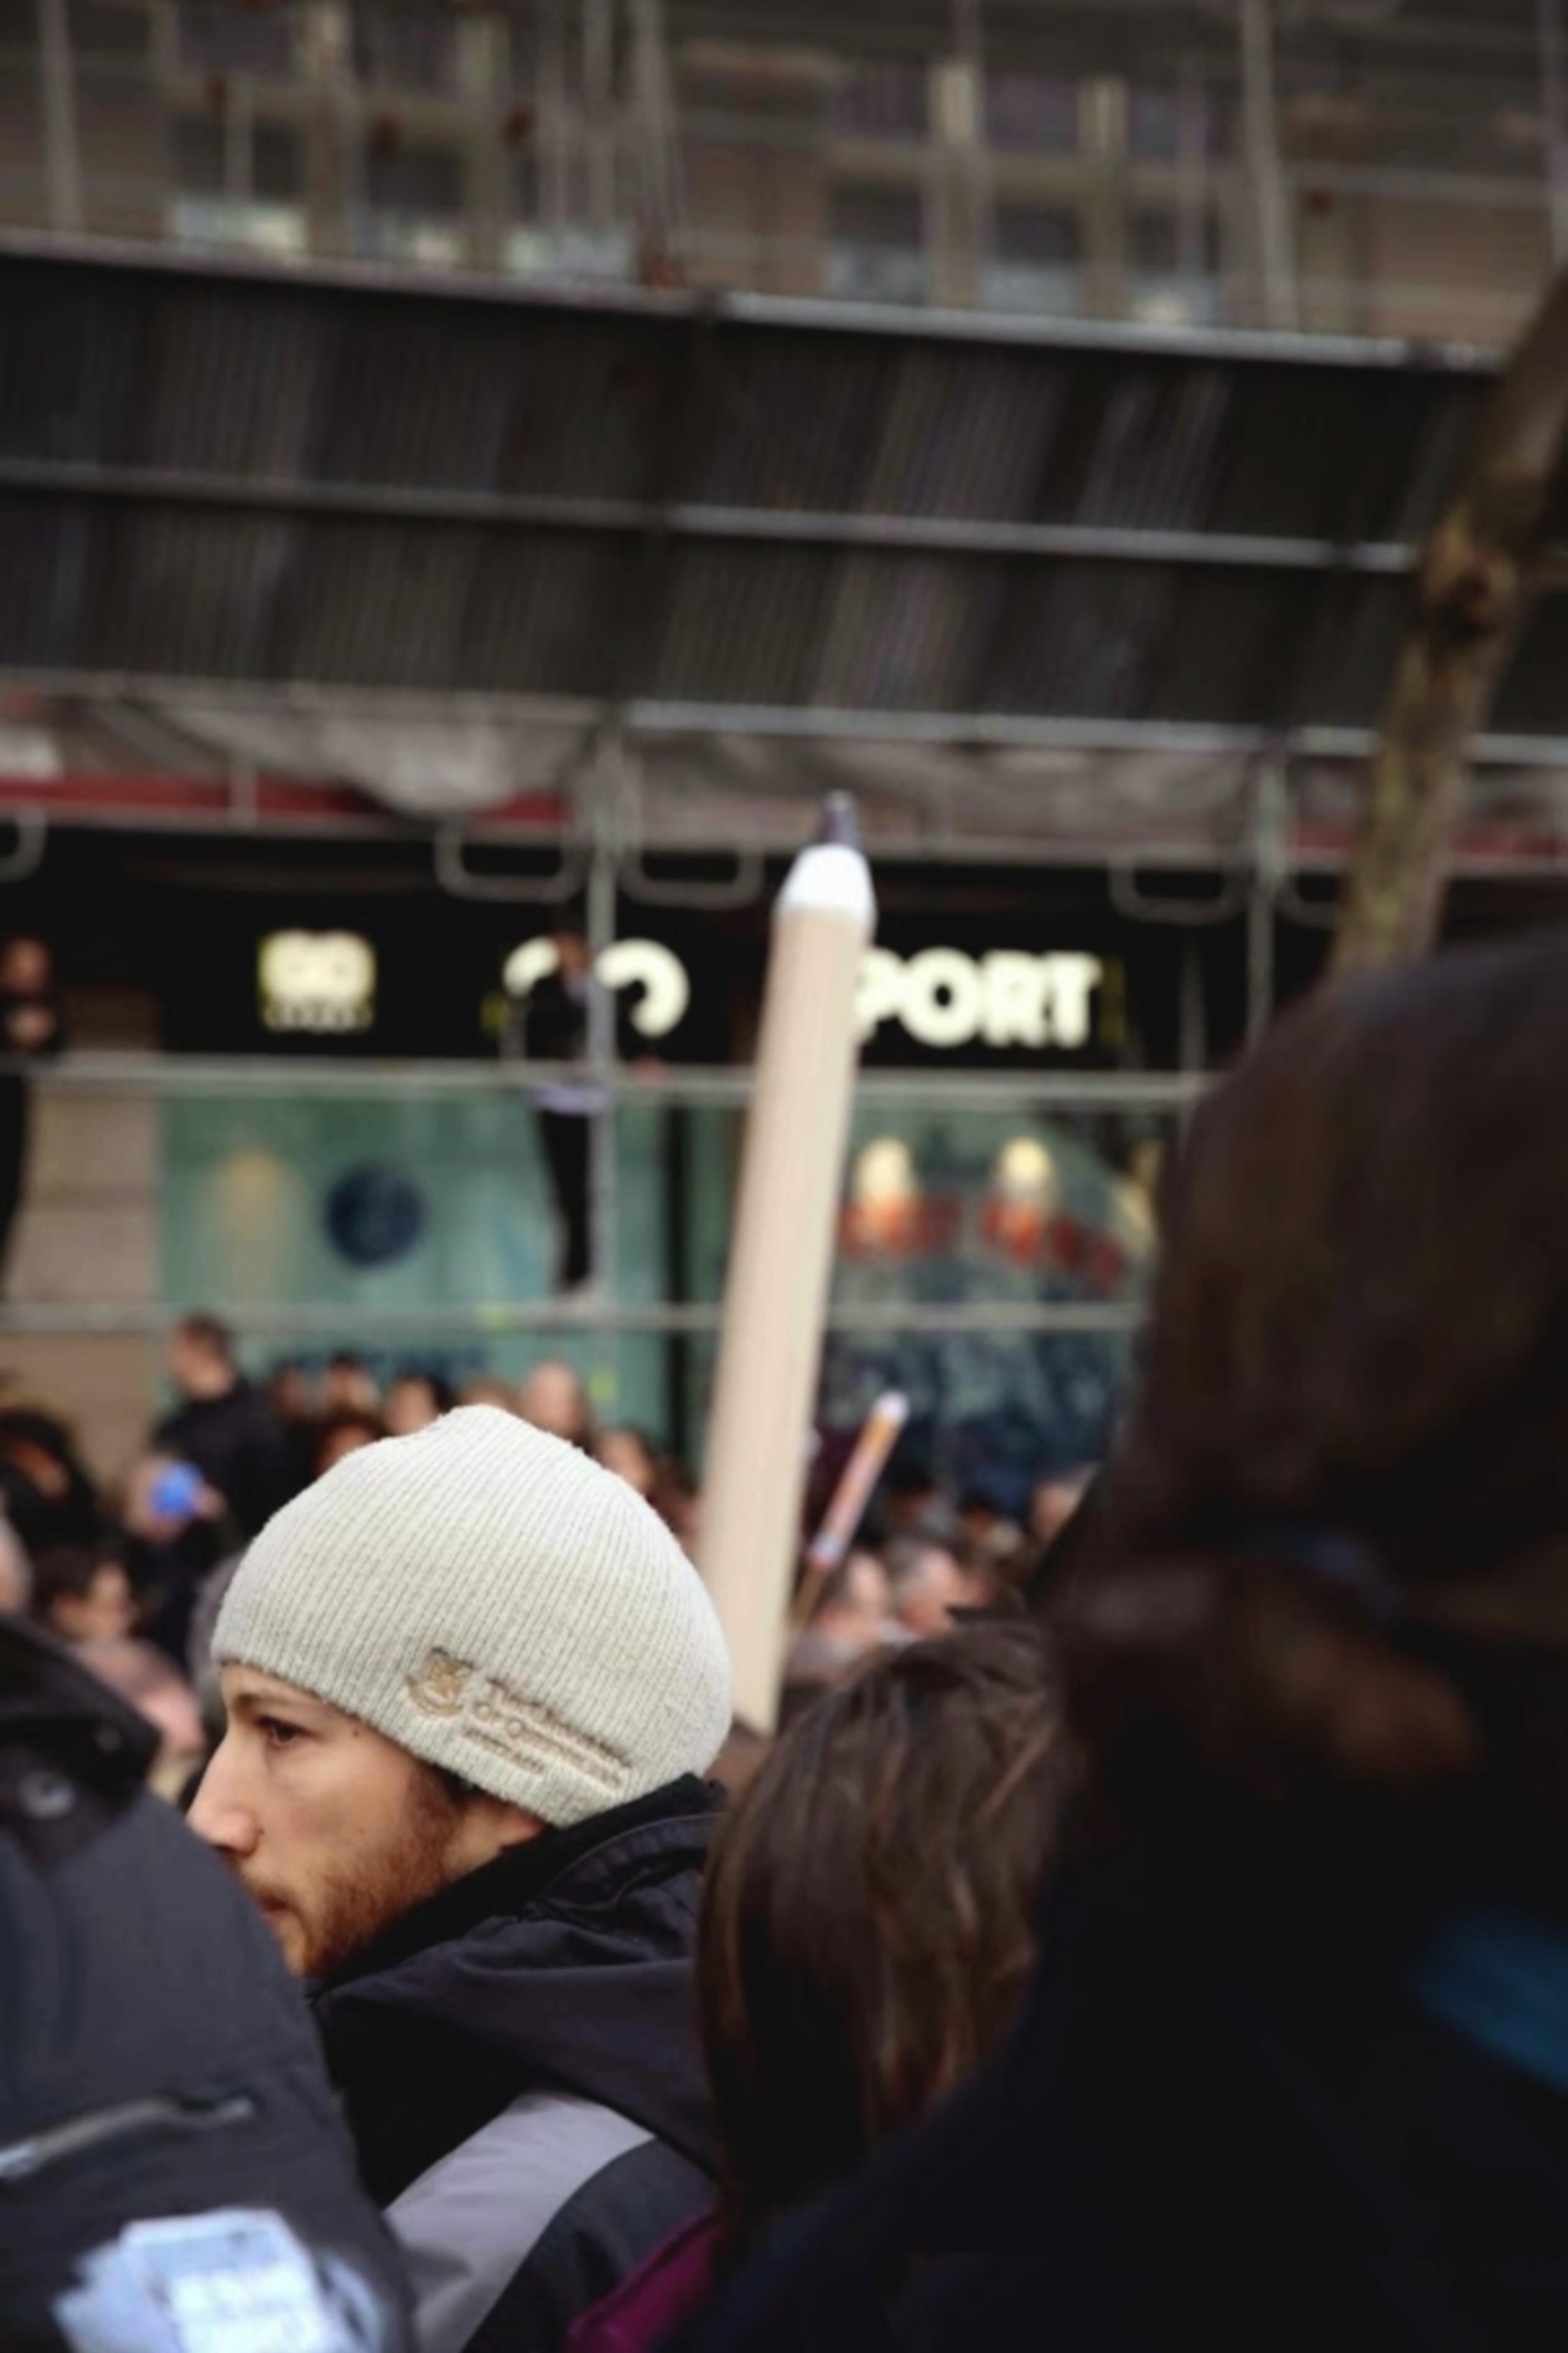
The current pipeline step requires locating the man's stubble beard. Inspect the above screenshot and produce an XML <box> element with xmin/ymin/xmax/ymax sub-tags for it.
<box><xmin>252</xmin><ymin>1771</ymin><xmax>471</xmax><ymax>1982</ymax></box>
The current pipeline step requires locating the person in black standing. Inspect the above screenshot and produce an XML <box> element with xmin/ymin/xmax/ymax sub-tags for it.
<box><xmin>520</xmin><ymin>931</ymin><xmax>600</xmax><ymax>1296</ymax></box>
<box><xmin>155</xmin><ymin>1314</ymin><xmax>294</xmax><ymax>1543</ymax></box>
<box><xmin>0</xmin><ymin>937</ymin><xmax>61</xmax><ymax>1293</ymax></box>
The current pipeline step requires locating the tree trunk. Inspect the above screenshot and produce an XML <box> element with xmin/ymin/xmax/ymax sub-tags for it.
<box><xmin>1331</xmin><ymin>268</ymin><xmax>1568</xmax><ymax>978</ymax></box>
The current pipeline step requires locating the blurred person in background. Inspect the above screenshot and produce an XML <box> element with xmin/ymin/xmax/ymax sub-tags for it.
<box><xmin>685</xmin><ymin>933</ymin><xmax>1568</xmax><ymax>2353</ymax></box>
<box><xmin>267</xmin><ymin>1357</ymin><xmax>322</xmax><ymax>1496</ymax></box>
<box><xmin>0</xmin><ymin>1402</ymin><xmax>104</xmax><ymax>1557</ymax></box>
<box><xmin>876</xmin><ymin>1457</ymin><xmax>955</xmax><ymax>1548</ymax></box>
<box><xmin>314</xmin><ymin>1406</ymin><xmax>384</xmax><ymax>1478</ymax></box>
<box><xmin>29</xmin><ymin>1545</ymin><xmax>134</xmax><ymax>1646</ymax></box>
<box><xmin>597</xmin><ymin>1426</ymin><xmax>661</xmax><ymax>1500</ymax></box>
<box><xmin>520</xmin><ymin>1357</ymin><xmax>596</xmax><ymax>1450</ymax></box>
<box><xmin>189</xmin><ymin>1407</ymin><xmax>732</xmax><ymax>2353</ymax></box>
<box><xmin>0</xmin><ymin>1513</ymin><xmax>30</xmax><ymax>1616</ymax></box>
<box><xmin>322</xmin><ymin>1349</ymin><xmax>381</xmax><ymax>1418</ymax></box>
<box><xmin>522</xmin><ymin>930</ymin><xmax>600</xmax><ymax>1299</ymax></box>
<box><xmin>120</xmin><ymin>1449</ymin><xmax>231</xmax><ymax>1667</ymax></box>
<box><xmin>156</xmin><ymin>1313</ymin><xmax>292</xmax><ymax>1541</ymax></box>
<box><xmin>0</xmin><ymin>1616</ymin><xmax>412</xmax><ymax>2351</ymax></box>
<box><xmin>956</xmin><ymin>1482</ymin><xmax>1024</xmax><ymax>1570</ymax></box>
<box><xmin>461</xmin><ymin>1373</ymin><xmax>520</xmax><ymax>1414</ymax></box>
<box><xmin>78</xmin><ymin>1634</ymin><xmax>208</xmax><ymax>1803</ymax></box>
<box><xmin>781</xmin><ymin>1550</ymin><xmax>902</xmax><ymax>1724</ymax></box>
<box><xmin>0</xmin><ymin>934</ymin><xmax>61</xmax><ymax>1293</ymax></box>
<box><xmin>886</xmin><ymin>1535</ymin><xmax>997</xmax><ymax>1639</ymax></box>
<box><xmin>383</xmin><ymin>1368</ymin><xmax>454</xmax><ymax>1439</ymax></box>
<box><xmin>569</xmin><ymin>1626</ymin><xmax>1064</xmax><ymax>2353</ymax></box>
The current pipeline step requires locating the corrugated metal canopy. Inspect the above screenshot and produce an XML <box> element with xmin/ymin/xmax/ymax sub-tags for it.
<box><xmin>1</xmin><ymin>240</ymin><xmax>1564</xmax><ymax>787</ymax></box>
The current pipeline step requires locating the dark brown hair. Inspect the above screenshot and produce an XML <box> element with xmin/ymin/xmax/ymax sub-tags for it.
<box><xmin>1059</xmin><ymin>934</ymin><xmax>1568</xmax><ymax>1838</ymax></box>
<box><xmin>699</xmin><ymin>1623</ymin><xmax>1065</xmax><ymax>2246</ymax></box>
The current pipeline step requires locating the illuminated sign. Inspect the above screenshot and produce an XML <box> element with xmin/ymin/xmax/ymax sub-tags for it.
<box><xmin>854</xmin><ymin>949</ymin><xmax>1105</xmax><ymax>1050</ymax></box>
<box><xmin>503</xmin><ymin>939</ymin><xmax>1107</xmax><ymax>1053</ymax></box>
<box><xmin>502</xmin><ymin>938</ymin><xmax>691</xmax><ymax>1040</ymax></box>
<box><xmin>258</xmin><ymin>931</ymin><xmax>376</xmax><ymax>1034</ymax></box>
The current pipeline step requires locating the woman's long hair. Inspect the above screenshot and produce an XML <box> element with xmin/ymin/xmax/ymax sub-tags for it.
<box><xmin>1056</xmin><ymin>934</ymin><xmax>1568</xmax><ymax>1880</ymax></box>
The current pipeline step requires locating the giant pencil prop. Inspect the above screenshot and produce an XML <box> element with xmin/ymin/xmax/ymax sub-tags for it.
<box><xmin>697</xmin><ymin>798</ymin><xmax>876</xmax><ymax>1731</ymax></box>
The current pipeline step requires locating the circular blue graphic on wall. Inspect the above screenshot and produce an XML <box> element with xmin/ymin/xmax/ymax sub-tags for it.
<box><xmin>324</xmin><ymin>1165</ymin><xmax>428</xmax><ymax>1268</ymax></box>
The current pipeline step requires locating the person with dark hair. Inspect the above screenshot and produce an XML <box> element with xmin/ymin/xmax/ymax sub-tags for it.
<box><xmin>315</xmin><ymin>1405</ymin><xmax>384</xmax><ymax>1478</ymax></box>
<box><xmin>0</xmin><ymin>1616</ymin><xmax>412</xmax><ymax>2351</ymax></box>
<box><xmin>322</xmin><ymin>1351</ymin><xmax>381</xmax><ymax>1417</ymax></box>
<box><xmin>0</xmin><ymin>1404</ymin><xmax>104</xmax><ymax>1557</ymax></box>
<box><xmin>268</xmin><ymin>1358</ymin><xmax>323</xmax><ymax>1496</ymax></box>
<box><xmin>156</xmin><ymin>1314</ymin><xmax>294</xmax><ymax>1541</ymax></box>
<box><xmin>568</xmin><ymin>1626</ymin><xmax>1064</xmax><ymax>2352</ymax></box>
<box><xmin>30</xmin><ymin>1545</ymin><xmax>134</xmax><ymax>1646</ymax></box>
<box><xmin>683</xmin><ymin>932</ymin><xmax>1568</xmax><ymax>2353</ymax></box>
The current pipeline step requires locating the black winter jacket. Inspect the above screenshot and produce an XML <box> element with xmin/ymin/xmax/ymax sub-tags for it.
<box><xmin>686</xmin><ymin>1840</ymin><xmax>1568</xmax><ymax>2353</ymax></box>
<box><xmin>313</xmin><ymin>1775</ymin><xmax>721</xmax><ymax>2353</ymax></box>
<box><xmin>0</xmin><ymin>1619</ymin><xmax>410</xmax><ymax>2353</ymax></box>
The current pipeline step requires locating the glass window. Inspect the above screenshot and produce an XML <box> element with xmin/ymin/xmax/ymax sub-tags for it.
<box><xmin>984</xmin><ymin>202</ymin><xmax>1083</xmax><ymax>317</ymax></box>
<box><xmin>985</xmin><ymin>71</ymin><xmax>1079</xmax><ymax>155</ymax></box>
<box><xmin>1128</xmin><ymin>86</ymin><xmax>1180</xmax><ymax>162</ymax></box>
<box><xmin>69</xmin><ymin>1</ymin><xmax>152</xmax><ymax>58</ymax></box>
<box><xmin>994</xmin><ymin>203</ymin><xmax>1082</xmax><ymax>266</ymax></box>
<box><xmin>177</xmin><ymin>0</ymin><xmax>293</xmax><ymax>76</ymax></box>
<box><xmin>827</xmin><ymin>179</ymin><xmax>927</xmax><ymax>302</ymax></box>
<box><xmin>364</xmin><ymin>139</ymin><xmax>464</xmax><ymax>217</ymax></box>
<box><xmin>252</xmin><ymin>119</ymin><xmax>302</xmax><ymax>203</ymax></box>
<box><xmin>173</xmin><ymin>113</ymin><xmax>226</xmax><ymax>198</ymax></box>
<box><xmin>353</xmin><ymin>0</ymin><xmax>460</xmax><ymax>94</ymax></box>
<box><xmin>833</xmin><ymin>62</ymin><xmax>927</xmax><ymax>140</ymax></box>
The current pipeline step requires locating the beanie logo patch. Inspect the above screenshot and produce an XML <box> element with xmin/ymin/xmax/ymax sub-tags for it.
<box><xmin>406</xmin><ymin>1649</ymin><xmax>472</xmax><ymax>1719</ymax></box>
<box><xmin>406</xmin><ymin>1647</ymin><xmax>632</xmax><ymax>1801</ymax></box>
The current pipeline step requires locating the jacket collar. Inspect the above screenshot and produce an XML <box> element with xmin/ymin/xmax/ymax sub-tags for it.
<box><xmin>316</xmin><ymin>1773</ymin><xmax>720</xmax><ymax>1996</ymax></box>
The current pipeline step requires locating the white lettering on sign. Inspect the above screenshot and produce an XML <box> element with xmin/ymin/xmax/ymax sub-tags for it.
<box><xmin>854</xmin><ymin>949</ymin><xmax>1105</xmax><ymax>1050</ymax></box>
<box><xmin>502</xmin><ymin>938</ymin><xmax>691</xmax><ymax>1040</ymax></box>
<box><xmin>258</xmin><ymin>932</ymin><xmax>376</xmax><ymax>1034</ymax></box>
<box><xmin>504</xmin><ymin>939</ymin><xmax>1103</xmax><ymax>1052</ymax></box>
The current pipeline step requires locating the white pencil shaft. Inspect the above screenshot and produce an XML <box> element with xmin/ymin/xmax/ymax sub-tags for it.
<box><xmin>699</xmin><ymin>880</ymin><xmax>871</xmax><ymax>1731</ymax></box>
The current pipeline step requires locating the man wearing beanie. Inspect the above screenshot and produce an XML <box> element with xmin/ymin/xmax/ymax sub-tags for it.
<box><xmin>189</xmin><ymin>1406</ymin><xmax>733</xmax><ymax>2353</ymax></box>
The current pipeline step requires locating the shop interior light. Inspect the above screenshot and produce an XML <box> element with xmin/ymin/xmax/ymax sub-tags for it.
<box><xmin>854</xmin><ymin>1136</ymin><xmax>918</xmax><ymax>1208</ymax></box>
<box><xmin>994</xmin><ymin>1135</ymin><xmax>1056</xmax><ymax>1206</ymax></box>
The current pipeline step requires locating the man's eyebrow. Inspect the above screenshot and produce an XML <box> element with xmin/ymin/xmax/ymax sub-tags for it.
<box><xmin>229</xmin><ymin>1683</ymin><xmax>320</xmax><ymax>1721</ymax></box>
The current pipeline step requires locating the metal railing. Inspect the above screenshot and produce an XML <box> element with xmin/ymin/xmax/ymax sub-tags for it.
<box><xmin>0</xmin><ymin>1053</ymin><xmax>1187</xmax><ymax>1347</ymax></box>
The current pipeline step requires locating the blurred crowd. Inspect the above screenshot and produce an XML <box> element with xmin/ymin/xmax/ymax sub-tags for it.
<box><xmin>12</xmin><ymin>931</ymin><xmax>1568</xmax><ymax>2351</ymax></box>
<box><xmin>0</xmin><ymin>1311</ymin><xmax>1090</xmax><ymax>1809</ymax></box>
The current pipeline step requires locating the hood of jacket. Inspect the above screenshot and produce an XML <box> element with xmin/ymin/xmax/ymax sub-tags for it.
<box><xmin>312</xmin><ymin>1774</ymin><xmax>721</xmax><ymax>2205</ymax></box>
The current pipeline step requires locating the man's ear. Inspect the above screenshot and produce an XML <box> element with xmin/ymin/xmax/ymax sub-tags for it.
<box><xmin>448</xmin><ymin>1791</ymin><xmax>545</xmax><ymax>1875</ymax></box>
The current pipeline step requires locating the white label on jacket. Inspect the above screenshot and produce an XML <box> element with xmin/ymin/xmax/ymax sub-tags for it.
<box><xmin>54</xmin><ymin>2208</ymin><xmax>389</xmax><ymax>2353</ymax></box>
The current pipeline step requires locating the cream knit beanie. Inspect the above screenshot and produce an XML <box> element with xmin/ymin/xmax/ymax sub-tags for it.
<box><xmin>213</xmin><ymin>1406</ymin><xmax>733</xmax><ymax>1827</ymax></box>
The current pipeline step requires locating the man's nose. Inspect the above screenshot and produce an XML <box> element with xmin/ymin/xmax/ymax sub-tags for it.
<box><xmin>186</xmin><ymin>1737</ymin><xmax>260</xmax><ymax>1859</ymax></box>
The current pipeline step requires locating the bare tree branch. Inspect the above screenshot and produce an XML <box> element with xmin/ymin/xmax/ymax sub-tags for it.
<box><xmin>1331</xmin><ymin>268</ymin><xmax>1568</xmax><ymax>978</ymax></box>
